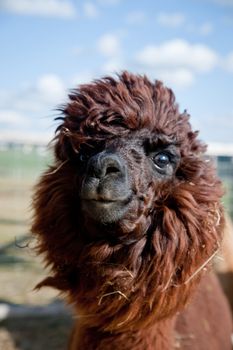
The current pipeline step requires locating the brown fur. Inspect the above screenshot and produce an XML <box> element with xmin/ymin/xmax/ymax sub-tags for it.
<box><xmin>215</xmin><ymin>214</ymin><xmax>233</xmax><ymax>312</ymax></box>
<box><xmin>32</xmin><ymin>72</ymin><xmax>232</xmax><ymax>349</ymax></box>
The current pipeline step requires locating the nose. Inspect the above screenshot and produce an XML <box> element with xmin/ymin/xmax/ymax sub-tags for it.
<box><xmin>87</xmin><ymin>152</ymin><xmax>126</xmax><ymax>179</ymax></box>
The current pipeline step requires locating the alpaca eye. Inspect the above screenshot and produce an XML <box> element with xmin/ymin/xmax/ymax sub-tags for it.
<box><xmin>79</xmin><ymin>153</ymin><xmax>89</xmax><ymax>162</ymax></box>
<box><xmin>153</xmin><ymin>153</ymin><xmax>170</xmax><ymax>168</ymax></box>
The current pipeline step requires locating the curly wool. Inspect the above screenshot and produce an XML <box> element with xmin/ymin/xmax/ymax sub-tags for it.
<box><xmin>32</xmin><ymin>72</ymin><xmax>225</xmax><ymax>335</ymax></box>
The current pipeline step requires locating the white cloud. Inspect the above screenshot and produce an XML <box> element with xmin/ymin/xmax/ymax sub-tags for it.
<box><xmin>126</xmin><ymin>11</ymin><xmax>146</xmax><ymax>25</ymax></box>
<box><xmin>83</xmin><ymin>2</ymin><xmax>99</xmax><ymax>18</ymax></box>
<box><xmin>0</xmin><ymin>74</ymin><xmax>68</xmax><ymax>144</ymax></box>
<box><xmin>97</xmin><ymin>34</ymin><xmax>121</xmax><ymax>57</ymax></box>
<box><xmin>0</xmin><ymin>110</ymin><xmax>29</xmax><ymax>126</ymax></box>
<box><xmin>224</xmin><ymin>52</ymin><xmax>233</xmax><ymax>72</ymax></box>
<box><xmin>134</xmin><ymin>66</ymin><xmax>195</xmax><ymax>89</ymax></box>
<box><xmin>0</xmin><ymin>74</ymin><xmax>66</xmax><ymax>115</ymax></box>
<box><xmin>155</xmin><ymin>68</ymin><xmax>195</xmax><ymax>88</ymax></box>
<box><xmin>0</xmin><ymin>90</ymin><xmax>9</xmax><ymax>104</ymax></box>
<box><xmin>156</xmin><ymin>13</ymin><xmax>213</xmax><ymax>36</ymax></box>
<box><xmin>187</xmin><ymin>21</ymin><xmax>214</xmax><ymax>36</ymax></box>
<box><xmin>156</xmin><ymin>12</ymin><xmax>186</xmax><ymax>27</ymax></box>
<box><xmin>0</xmin><ymin>0</ymin><xmax>76</xmax><ymax>18</ymax></box>
<box><xmin>136</xmin><ymin>39</ymin><xmax>219</xmax><ymax>73</ymax></box>
<box><xmin>102</xmin><ymin>58</ymin><xmax>125</xmax><ymax>73</ymax></box>
<box><xmin>36</xmin><ymin>74</ymin><xmax>66</xmax><ymax>104</ymax></box>
<box><xmin>72</xmin><ymin>71</ymin><xmax>95</xmax><ymax>85</ymax></box>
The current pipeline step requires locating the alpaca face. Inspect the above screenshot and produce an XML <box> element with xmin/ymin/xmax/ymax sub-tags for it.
<box><xmin>79</xmin><ymin>133</ymin><xmax>180</xmax><ymax>225</ymax></box>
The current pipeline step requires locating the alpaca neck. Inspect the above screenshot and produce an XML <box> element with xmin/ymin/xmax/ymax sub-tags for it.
<box><xmin>69</xmin><ymin>318</ymin><xmax>176</xmax><ymax>350</ymax></box>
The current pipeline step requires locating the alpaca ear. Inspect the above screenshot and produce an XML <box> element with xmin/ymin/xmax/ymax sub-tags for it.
<box><xmin>55</xmin><ymin>137</ymin><xmax>70</xmax><ymax>161</ymax></box>
<box><xmin>54</xmin><ymin>128</ymin><xmax>74</xmax><ymax>161</ymax></box>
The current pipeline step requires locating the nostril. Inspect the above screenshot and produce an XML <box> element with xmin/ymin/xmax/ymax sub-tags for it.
<box><xmin>105</xmin><ymin>166</ymin><xmax>121</xmax><ymax>175</ymax></box>
<box><xmin>87</xmin><ymin>152</ymin><xmax>125</xmax><ymax>179</ymax></box>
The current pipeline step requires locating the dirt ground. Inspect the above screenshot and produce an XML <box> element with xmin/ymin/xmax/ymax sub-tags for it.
<box><xmin>0</xmin><ymin>251</ymin><xmax>75</xmax><ymax>350</ymax></box>
<box><xmin>0</xmin><ymin>315</ymin><xmax>73</xmax><ymax>350</ymax></box>
<box><xmin>0</xmin><ymin>243</ymin><xmax>75</xmax><ymax>350</ymax></box>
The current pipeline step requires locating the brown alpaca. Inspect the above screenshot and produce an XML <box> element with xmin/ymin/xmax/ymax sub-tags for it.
<box><xmin>32</xmin><ymin>72</ymin><xmax>232</xmax><ymax>349</ymax></box>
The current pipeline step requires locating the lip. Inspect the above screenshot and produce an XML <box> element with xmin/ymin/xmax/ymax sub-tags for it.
<box><xmin>82</xmin><ymin>198</ymin><xmax>123</xmax><ymax>205</ymax></box>
<box><xmin>81</xmin><ymin>193</ymin><xmax>133</xmax><ymax>205</ymax></box>
<box><xmin>81</xmin><ymin>193</ymin><xmax>133</xmax><ymax>223</ymax></box>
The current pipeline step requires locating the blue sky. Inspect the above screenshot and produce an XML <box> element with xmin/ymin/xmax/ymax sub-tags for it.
<box><xmin>0</xmin><ymin>0</ymin><xmax>233</xmax><ymax>145</ymax></box>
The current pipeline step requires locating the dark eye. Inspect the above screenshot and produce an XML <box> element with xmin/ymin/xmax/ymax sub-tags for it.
<box><xmin>153</xmin><ymin>152</ymin><xmax>170</xmax><ymax>168</ymax></box>
<box><xmin>79</xmin><ymin>153</ymin><xmax>89</xmax><ymax>163</ymax></box>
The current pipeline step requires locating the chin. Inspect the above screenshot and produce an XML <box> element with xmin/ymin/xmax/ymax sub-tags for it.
<box><xmin>81</xmin><ymin>198</ymin><xmax>131</xmax><ymax>224</ymax></box>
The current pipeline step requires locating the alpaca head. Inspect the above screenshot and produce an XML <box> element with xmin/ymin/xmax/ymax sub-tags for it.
<box><xmin>32</xmin><ymin>72</ymin><xmax>224</xmax><ymax>332</ymax></box>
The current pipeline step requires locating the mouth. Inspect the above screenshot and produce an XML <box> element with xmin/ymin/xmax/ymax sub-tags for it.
<box><xmin>83</xmin><ymin>197</ymin><xmax>125</xmax><ymax>204</ymax></box>
<box><xmin>81</xmin><ymin>194</ymin><xmax>133</xmax><ymax>224</ymax></box>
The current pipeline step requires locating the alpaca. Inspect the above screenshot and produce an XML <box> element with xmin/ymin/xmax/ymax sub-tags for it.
<box><xmin>215</xmin><ymin>214</ymin><xmax>233</xmax><ymax>312</ymax></box>
<box><xmin>32</xmin><ymin>72</ymin><xmax>232</xmax><ymax>349</ymax></box>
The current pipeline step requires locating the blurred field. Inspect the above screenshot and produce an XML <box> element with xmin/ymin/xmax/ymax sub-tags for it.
<box><xmin>0</xmin><ymin>147</ymin><xmax>48</xmax><ymax>242</ymax></box>
<box><xmin>0</xmin><ymin>146</ymin><xmax>72</xmax><ymax>350</ymax></box>
<box><xmin>0</xmin><ymin>146</ymin><xmax>52</xmax><ymax>303</ymax></box>
<box><xmin>0</xmin><ymin>146</ymin><xmax>232</xmax><ymax>350</ymax></box>
<box><xmin>1</xmin><ymin>149</ymin><xmax>232</xmax><ymax>289</ymax></box>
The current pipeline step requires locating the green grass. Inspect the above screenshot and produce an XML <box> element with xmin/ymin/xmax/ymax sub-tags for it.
<box><xmin>0</xmin><ymin>147</ymin><xmax>51</xmax><ymax>244</ymax></box>
<box><xmin>0</xmin><ymin>147</ymin><xmax>52</xmax><ymax>179</ymax></box>
<box><xmin>0</xmin><ymin>147</ymin><xmax>52</xmax><ymax>243</ymax></box>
